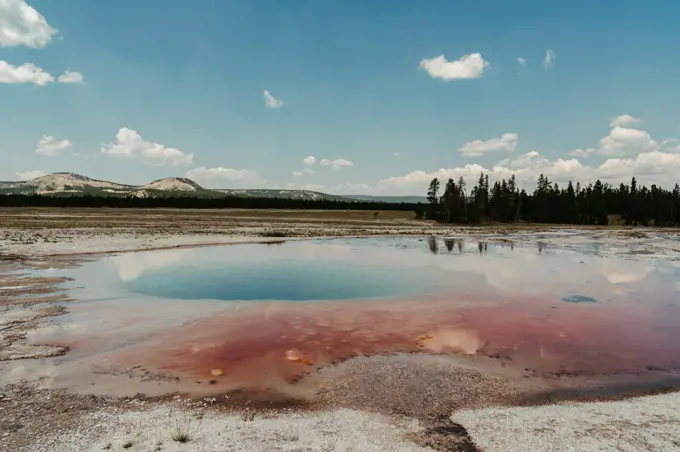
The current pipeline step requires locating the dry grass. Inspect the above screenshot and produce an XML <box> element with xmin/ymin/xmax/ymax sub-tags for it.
<box><xmin>169</xmin><ymin>407</ymin><xmax>201</xmax><ymax>444</ymax></box>
<box><xmin>0</xmin><ymin>207</ymin><xmax>418</xmax><ymax>230</ymax></box>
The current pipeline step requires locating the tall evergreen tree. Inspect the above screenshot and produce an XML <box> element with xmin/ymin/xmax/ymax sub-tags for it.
<box><xmin>426</xmin><ymin>178</ymin><xmax>441</xmax><ymax>220</ymax></box>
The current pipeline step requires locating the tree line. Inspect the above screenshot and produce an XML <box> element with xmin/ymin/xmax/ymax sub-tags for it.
<box><xmin>0</xmin><ymin>193</ymin><xmax>420</xmax><ymax>212</ymax></box>
<box><xmin>423</xmin><ymin>173</ymin><xmax>680</xmax><ymax>226</ymax></box>
<box><xmin>3</xmin><ymin>174</ymin><xmax>679</xmax><ymax>226</ymax></box>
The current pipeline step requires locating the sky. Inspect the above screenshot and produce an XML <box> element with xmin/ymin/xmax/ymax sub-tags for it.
<box><xmin>1</xmin><ymin>0</ymin><xmax>680</xmax><ymax>195</ymax></box>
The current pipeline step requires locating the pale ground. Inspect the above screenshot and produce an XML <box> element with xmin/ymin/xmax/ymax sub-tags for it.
<box><xmin>453</xmin><ymin>392</ymin><xmax>680</xmax><ymax>452</ymax></box>
<box><xmin>2</xmin><ymin>208</ymin><xmax>680</xmax><ymax>451</ymax></box>
<box><xmin>29</xmin><ymin>403</ymin><xmax>432</xmax><ymax>452</ymax></box>
<box><xmin>22</xmin><ymin>393</ymin><xmax>680</xmax><ymax>452</ymax></box>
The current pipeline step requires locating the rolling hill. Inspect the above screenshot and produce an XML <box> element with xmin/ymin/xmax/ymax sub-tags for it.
<box><xmin>215</xmin><ymin>188</ymin><xmax>352</xmax><ymax>202</ymax></box>
<box><xmin>343</xmin><ymin>194</ymin><xmax>428</xmax><ymax>203</ymax></box>
<box><xmin>0</xmin><ymin>172</ymin><xmax>423</xmax><ymax>203</ymax></box>
<box><xmin>0</xmin><ymin>173</ymin><xmax>215</xmax><ymax>198</ymax></box>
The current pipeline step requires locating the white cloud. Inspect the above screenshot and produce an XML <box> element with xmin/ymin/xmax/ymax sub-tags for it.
<box><xmin>392</xmin><ymin>152</ymin><xmax>402</xmax><ymax>156</ymax></box>
<box><xmin>284</xmin><ymin>182</ymin><xmax>324</xmax><ymax>191</ymax></box>
<box><xmin>35</xmin><ymin>135</ymin><xmax>73</xmax><ymax>156</ymax></box>
<box><xmin>101</xmin><ymin>128</ymin><xmax>193</xmax><ymax>167</ymax></box>
<box><xmin>263</xmin><ymin>90</ymin><xmax>283</xmax><ymax>108</ymax></box>
<box><xmin>598</xmin><ymin>127</ymin><xmax>658</xmax><ymax>156</ymax></box>
<box><xmin>459</xmin><ymin>133</ymin><xmax>518</xmax><ymax>157</ymax></box>
<box><xmin>0</xmin><ymin>60</ymin><xmax>54</xmax><ymax>85</ymax></box>
<box><xmin>496</xmin><ymin>150</ymin><xmax>542</xmax><ymax>169</ymax></box>
<box><xmin>303</xmin><ymin>155</ymin><xmax>316</xmax><ymax>165</ymax></box>
<box><xmin>185</xmin><ymin>166</ymin><xmax>264</xmax><ymax>187</ymax></box>
<box><xmin>419</xmin><ymin>53</ymin><xmax>489</xmax><ymax>81</ymax></box>
<box><xmin>320</xmin><ymin>158</ymin><xmax>354</xmax><ymax>168</ymax></box>
<box><xmin>57</xmin><ymin>71</ymin><xmax>84</xmax><ymax>84</ymax></box>
<box><xmin>369</xmin><ymin>149</ymin><xmax>680</xmax><ymax>195</ymax></box>
<box><xmin>571</xmin><ymin>126</ymin><xmax>659</xmax><ymax>158</ymax></box>
<box><xmin>292</xmin><ymin>168</ymin><xmax>314</xmax><ymax>177</ymax></box>
<box><xmin>16</xmin><ymin>170</ymin><xmax>45</xmax><ymax>180</ymax></box>
<box><xmin>0</xmin><ymin>62</ymin><xmax>85</xmax><ymax>86</ymax></box>
<box><xmin>0</xmin><ymin>0</ymin><xmax>57</xmax><ymax>48</ymax></box>
<box><xmin>544</xmin><ymin>49</ymin><xmax>555</xmax><ymax>68</ymax></box>
<box><xmin>517</xmin><ymin>57</ymin><xmax>526</xmax><ymax>66</ymax></box>
<box><xmin>661</xmin><ymin>138</ymin><xmax>680</xmax><ymax>153</ymax></box>
<box><xmin>359</xmin><ymin>120</ymin><xmax>680</xmax><ymax>194</ymax></box>
<box><xmin>569</xmin><ymin>148</ymin><xmax>592</xmax><ymax>158</ymax></box>
<box><xmin>609</xmin><ymin>114</ymin><xmax>640</xmax><ymax>128</ymax></box>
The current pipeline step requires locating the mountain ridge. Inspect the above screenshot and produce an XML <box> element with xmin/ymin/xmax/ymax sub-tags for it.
<box><xmin>0</xmin><ymin>172</ymin><xmax>423</xmax><ymax>203</ymax></box>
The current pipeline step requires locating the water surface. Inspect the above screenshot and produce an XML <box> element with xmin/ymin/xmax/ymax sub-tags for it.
<box><xmin>17</xmin><ymin>237</ymin><xmax>680</xmax><ymax>397</ymax></box>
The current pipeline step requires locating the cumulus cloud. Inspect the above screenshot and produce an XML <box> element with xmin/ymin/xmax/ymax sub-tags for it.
<box><xmin>16</xmin><ymin>170</ymin><xmax>46</xmax><ymax>180</ymax></box>
<box><xmin>597</xmin><ymin>127</ymin><xmax>658</xmax><ymax>156</ymax></box>
<box><xmin>343</xmin><ymin>118</ymin><xmax>679</xmax><ymax>195</ymax></box>
<box><xmin>661</xmin><ymin>138</ymin><xmax>680</xmax><ymax>153</ymax></box>
<box><xmin>610</xmin><ymin>114</ymin><xmax>640</xmax><ymax>128</ymax></box>
<box><xmin>0</xmin><ymin>0</ymin><xmax>57</xmax><ymax>48</ymax></box>
<box><xmin>496</xmin><ymin>150</ymin><xmax>542</xmax><ymax>169</ymax></box>
<box><xmin>185</xmin><ymin>166</ymin><xmax>264</xmax><ymax>187</ymax></box>
<box><xmin>544</xmin><ymin>49</ymin><xmax>556</xmax><ymax>68</ymax></box>
<box><xmin>57</xmin><ymin>71</ymin><xmax>84</xmax><ymax>84</ymax></box>
<box><xmin>517</xmin><ymin>57</ymin><xmax>526</xmax><ymax>66</ymax></box>
<box><xmin>292</xmin><ymin>168</ymin><xmax>314</xmax><ymax>177</ymax></box>
<box><xmin>0</xmin><ymin>62</ymin><xmax>85</xmax><ymax>86</ymax></box>
<box><xmin>263</xmin><ymin>90</ymin><xmax>283</xmax><ymax>108</ymax></box>
<box><xmin>320</xmin><ymin>158</ymin><xmax>354</xmax><ymax>168</ymax></box>
<box><xmin>459</xmin><ymin>133</ymin><xmax>518</xmax><ymax>157</ymax></box>
<box><xmin>369</xmin><ymin>149</ymin><xmax>680</xmax><ymax>195</ymax></box>
<box><xmin>419</xmin><ymin>53</ymin><xmax>489</xmax><ymax>80</ymax></box>
<box><xmin>303</xmin><ymin>155</ymin><xmax>316</xmax><ymax>165</ymax></box>
<box><xmin>0</xmin><ymin>60</ymin><xmax>53</xmax><ymax>85</ymax></box>
<box><xmin>101</xmin><ymin>128</ymin><xmax>193</xmax><ymax>167</ymax></box>
<box><xmin>571</xmin><ymin>126</ymin><xmax>659</xmax><ymax>158</ymax></box>
<box><xmin>35</xmin><ymin>135</ymin><xmax>73</xmax><ymax>156</ymax></box>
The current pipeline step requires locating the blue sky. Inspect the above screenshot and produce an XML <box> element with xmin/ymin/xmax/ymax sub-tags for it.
<box><xmin>1</xmin><ymin>0</ymin><xmax>680</xmax><ymax>194</ymax></box>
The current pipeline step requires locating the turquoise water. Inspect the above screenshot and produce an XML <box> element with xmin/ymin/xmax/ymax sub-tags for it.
<box><xmin>50</xmin><ymin>237</ymin><xmax>680</xmax><ymax>307</ymax></box>
<box><xmin>126</xmin><ymin>260</ymin><xmax>446</xmax><ymax>301</ymax></box>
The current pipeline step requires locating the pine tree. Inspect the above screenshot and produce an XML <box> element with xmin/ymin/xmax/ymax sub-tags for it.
<box><xmin>427</xmin><ymin>178</ymin><xmax>441</xmax><ymax>220</ymax></box>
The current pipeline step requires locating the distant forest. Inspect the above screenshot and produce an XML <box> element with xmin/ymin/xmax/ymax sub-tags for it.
<box><xmin>424</xmin><ymin>173</ymin><xmax>680</xmax><ymax>226</ymax></box>
<box><xmin>0</xmin><ymin>193</ymin><xmax>419</xmax><ymax>212</ymax></box>
<box><xmin>2</xmin><ymin>173</ymin><xmax>680</xmax><ymax>226</ymax></box>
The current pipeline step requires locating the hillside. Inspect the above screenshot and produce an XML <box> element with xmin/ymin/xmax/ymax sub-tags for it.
<box><xmin>0</xmin><ymin>173</ymin><xmax>422</xmax><ymax>203</ymax></box>
<box><xmin>140</xmin><ymin>177</ymin><xmax>202</xmax><ymax>192</ymax></box>
<box><xmin>0</xmin><ymin>173</ymin><xmax>133</xmax><ymax>196</ymax></box>
<box><xmin>0</xmin><ymin>173</ymin><xmax>213</xmax><ymax>198</ymax></box>
<box><xmin>215</xmin><ymin>188</ymin><xmax>353</xmax><ymax>202</ymax></box>
<box><xmin>344</xmin><ymin>194</ymin><xmax>427</xmax><ymax>203</ymax></box>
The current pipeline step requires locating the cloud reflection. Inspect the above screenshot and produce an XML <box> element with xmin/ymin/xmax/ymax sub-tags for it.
<box><xmin>109</xmin><ymin>249</ymin><xmax>195</xmax><ymax>281</ymax></box>
<box><xmin>596</xmin><ymin>259</ymin><xmax>652</xmax><ymax>284</ymax></box>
